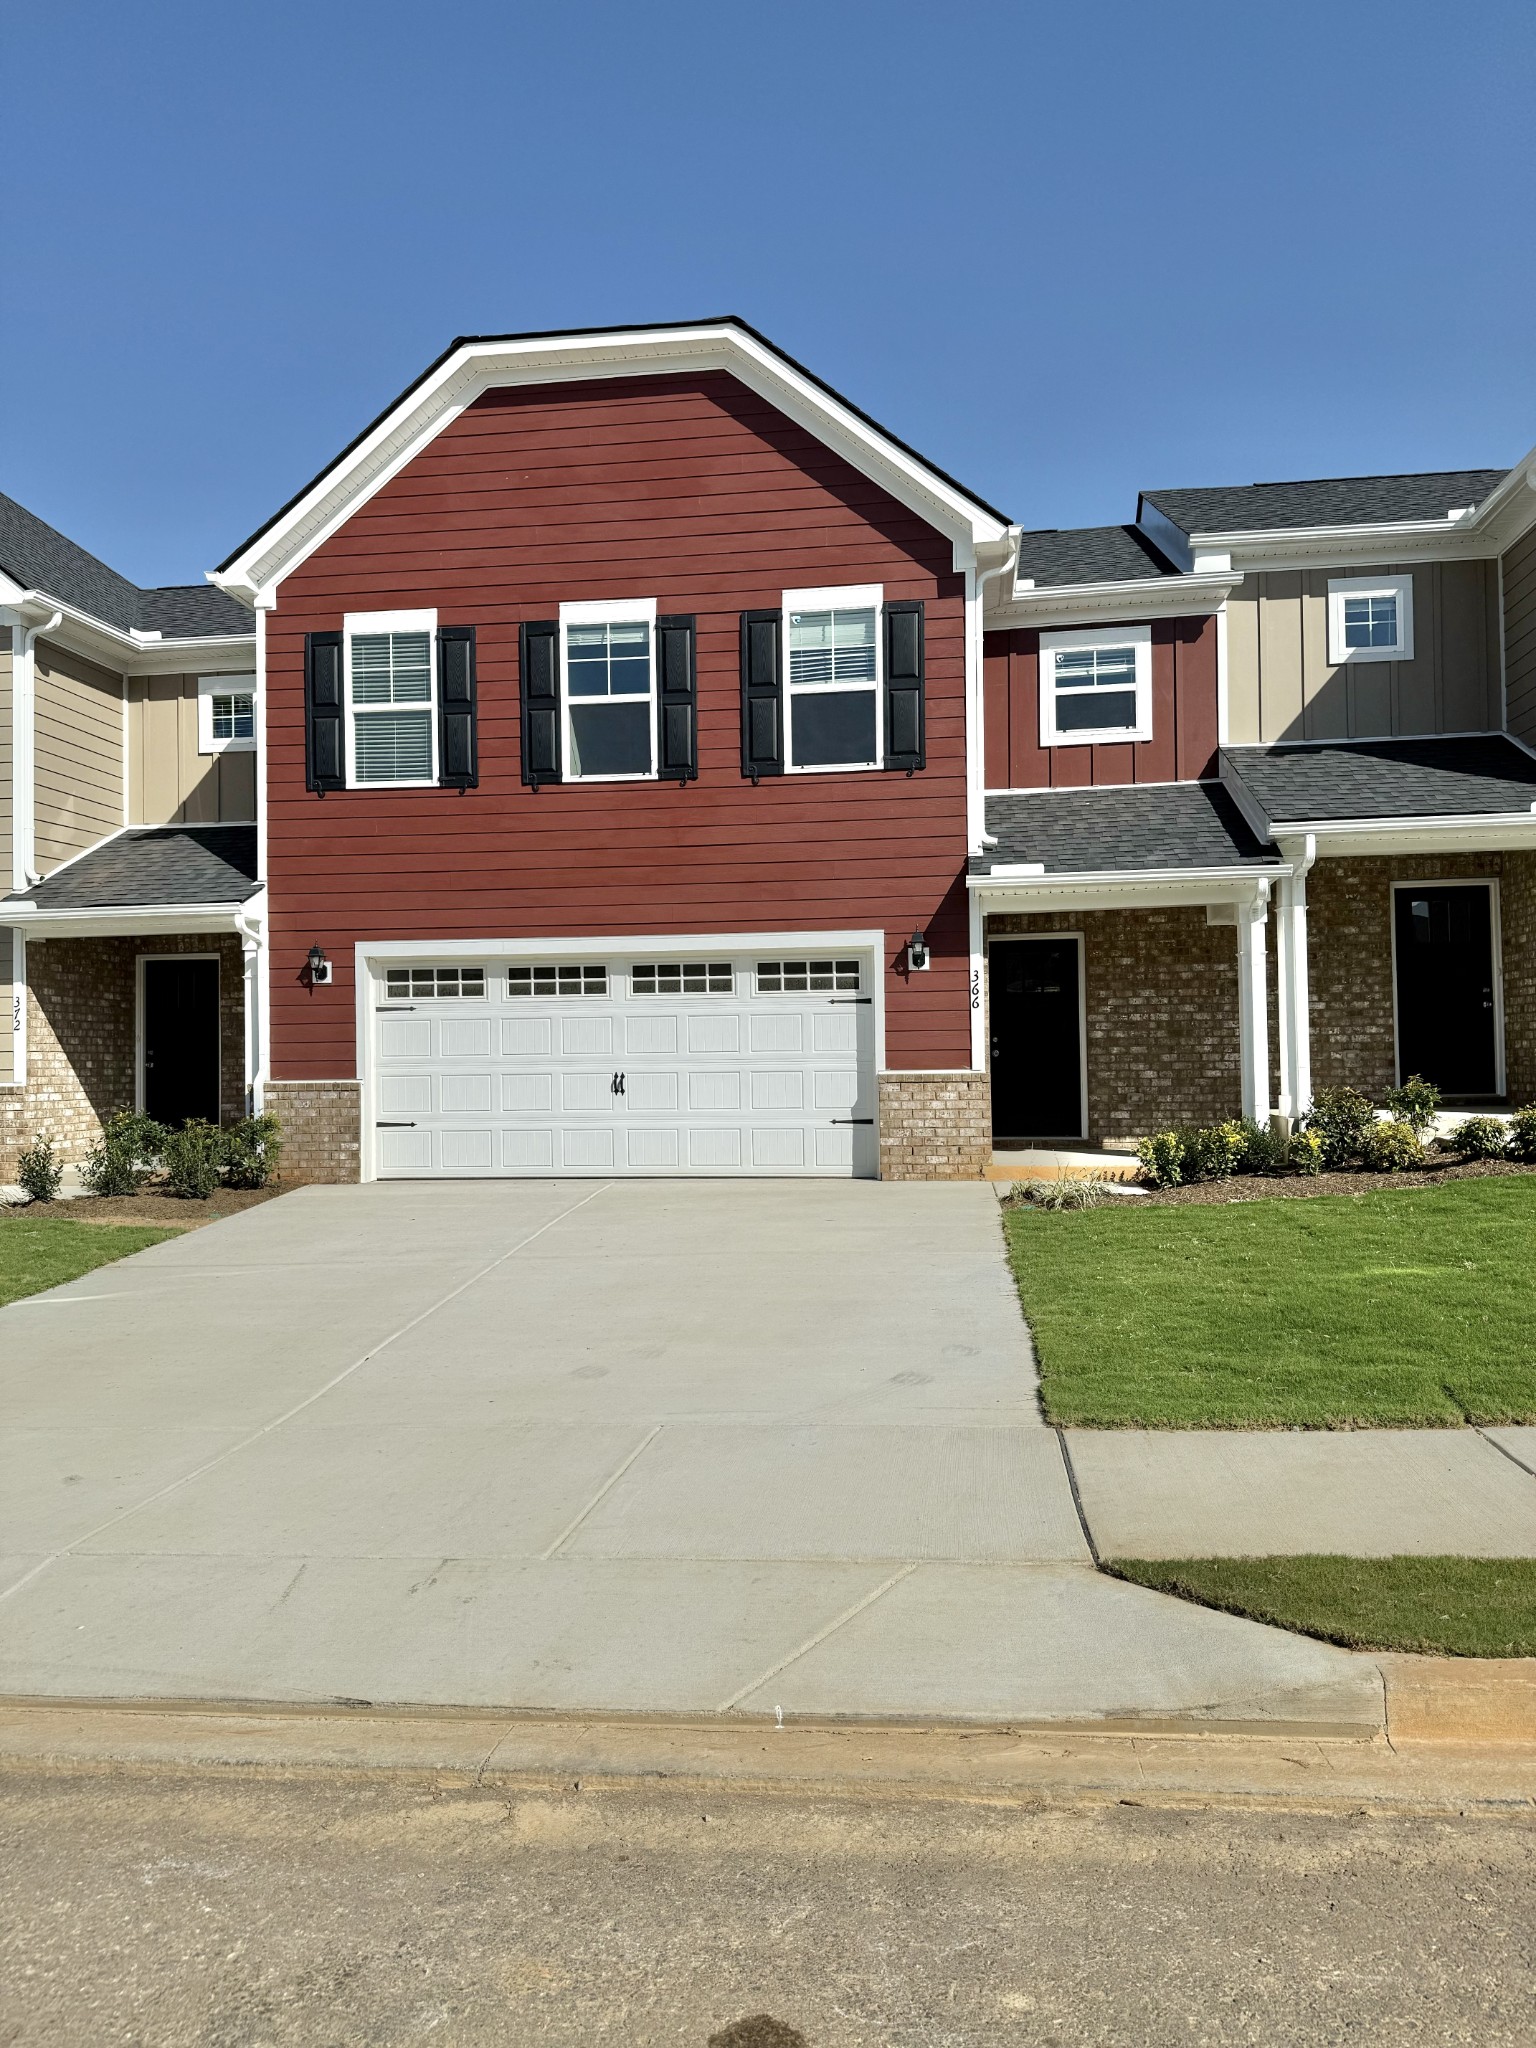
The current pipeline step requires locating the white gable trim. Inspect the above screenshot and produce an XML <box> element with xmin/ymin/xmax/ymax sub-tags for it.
<box><xmin>209</xmin><ymin>325</ymin><xmax>1012</xmax><ymax>603</ymax></box>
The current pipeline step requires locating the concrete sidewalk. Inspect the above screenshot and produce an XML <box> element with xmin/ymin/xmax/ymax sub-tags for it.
<box><xmin>1067</xmin><ymin>1427</ymin><xmax>1536</xmax><ymax>1557</ymax></box>
<box><xmin>0</xmin><ymin>1182</ymin><xmax>1378</xmax><ymax>1733</ymax></box>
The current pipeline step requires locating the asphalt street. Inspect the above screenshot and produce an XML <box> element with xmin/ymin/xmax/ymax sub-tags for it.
<box><xmin>3</xmin><ymin>1765</ymin><xmax>1534</xmax><ymax>2046</ymax></box>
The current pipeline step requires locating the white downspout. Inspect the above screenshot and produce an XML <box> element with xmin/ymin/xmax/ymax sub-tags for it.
<box><xmin>13</xmin><ymin>608</ymin><xmax>62</xmax><ymax>890</ymax></box>
<box><xmin>235</xmin><ymin>896</ymin><xmax>267</xmax><ymax>1115</ymax></box>
<box><xmin>968</xmin><ymin>529</ymin><xmax>1021</xmax><ymax>853</ymax></box>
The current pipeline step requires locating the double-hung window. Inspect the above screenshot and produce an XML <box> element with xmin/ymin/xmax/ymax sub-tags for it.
<box><xmin>1038</xmin><ymin>623</ymin><xmax>1152</xmax><ymax>746</ymax></box>
<box><xmin>1327</xmin><ymin>574</ymin><xmax>1413</xmax><ymax>664</ymax></box>
<box><xmin>197</xmin><ymin>674</ymin><xmax>256</xmax><ymax>753</ymax></box>
<box><xmin>784</xmin><ymin>584</ymin><xmax>882</xmax><ymax>770</ymax></box>
<box><xmin>345</xmin><ymin>610</ymin><xmax>437</xmax><ymax>786</ymax></box>
<box><xmin>561</xmin><ymin>599</ymin><xmax>656</xmax><ymax>779</ymax></box>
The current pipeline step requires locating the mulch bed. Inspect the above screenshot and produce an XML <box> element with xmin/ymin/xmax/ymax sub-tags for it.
<box><xmin>1130</xmin><ymin>1156</ymin><xmax>1536</xmax><ymax>1205</ymax></box>
<box><xmin>4</xmin><ymin>1184</ymin><xmax>288</xmax><ymax>1228</ymax></box>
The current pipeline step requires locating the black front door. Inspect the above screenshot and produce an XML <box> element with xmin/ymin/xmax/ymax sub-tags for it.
<box><xmin>143</xmin><ymin>958</ymin><xmax>221</xmax><ymax>1126</ymax></box>
<box><xmin>1393</xmin><ymin>884</ymin><xmax>1499</xmax><ymax>1096</ymax></box>
<box><xmin>989</xmin><ymin>938</ymin><xmax>1084</xmax><ymax>1141</ymax></box>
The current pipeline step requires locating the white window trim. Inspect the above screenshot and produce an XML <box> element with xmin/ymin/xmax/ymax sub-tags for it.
<box><xmin>559</xmin><ymin>597</ymin><xmax>659</xmax><ymax>783</ymax></box>
<box><xmin>1327</xmin><ymin>574</ymin><xmax>1414</xmax><ymax>665</ymax></box>
<box><xmin>1038</xmin><ymin>622</ymin><xmax>1152</xmax><ymax>748</ymax></box>
<box><xmin>782</xmin><ymin>582</ymin><xmax>884</xmax><ymax>775</ymax></box>
<box><xmin>344</xmin><ymin>608</ymin><xmax>439</xmax><ymax>789</ymax></box>
<box><xmin>197</xmin><ymin>674</ymin><xmax>257</xmax><ymax>755</ymax></box>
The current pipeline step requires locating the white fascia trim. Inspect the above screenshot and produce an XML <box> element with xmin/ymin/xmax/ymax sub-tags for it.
<box><xmin>984</xmin><ymin>571</ymin><xmax>1236</xmax><ymax>633</ymax></box>
<box><xmin>0</xmin><ymin>588</ymin><xmax>253</xmax><ymax>676</ymax></box>
<box><xmin>0</xmin><ymin>899</ymin><xmax>260</xmax><ymax>937</ymax></box>
<box><xmin>1185</xmin><ymin>526</ymin><xmax>1503</xmax><ymax>573</ymax></box>
<box><xmin>971</xmin><ymin>868</ymin><xmax>1281</xmax><ymax>913</ymax></box>
<box><xmin>1459</xmin><ymin>448</ymin><xmax>1536</xmax><ymax>549</ymax></box>
<box><xmin>1270</xmin><ymin>812</ymin><xmax>1536</xmax><ymax>858</ymax></box>
<box><xmin>211</xmin><ymin>327</ymin><xmax>1010</xmax><ymax>604</ymax></box>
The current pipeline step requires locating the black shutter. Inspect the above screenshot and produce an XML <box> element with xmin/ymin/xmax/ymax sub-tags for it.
<box><xmin>519</xmin><ymin>620</ymin><xmax>561</xmax><ymax>786</ymax></box>
<box><xmin>438</xmin><ymin>626</ymin><xmax>477</xmax><ymax>789</ymax></box>
<box><xmin>656</xmin><ymin>615</ymin><xmax>697</xmax><ymax>781</ymax></box>
<box><xmin>305</xmin><ymin>630</ymin><xmax>344</xmax><ymax>793</ymax></box>
<box><xmin>883</xmin><ymin>600</ymin><xmax>925</xmax><ymax>772</ymax></box>
<box><xmin>740</xmin><ymin>609</ymin><xmax>784</xmax><ymax>779</ymax></box>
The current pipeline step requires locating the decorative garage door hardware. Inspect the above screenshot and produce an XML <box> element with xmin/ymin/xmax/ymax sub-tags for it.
<box><xmin>610</xmin><ymin>1072</ymin><xmax>626</xmax><ymax>1096</ymax></box>
<box><xmin>376</xmin><ymin>1120</ymin><xmax>417</xmax><ymax>1128</ymax></box>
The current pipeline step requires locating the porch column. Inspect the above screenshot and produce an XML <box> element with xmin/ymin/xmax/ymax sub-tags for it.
<box><xmin>1274</xmin><ymin>837</ymin><xmax>1315</xmax><ymax>1120</ymax></box>
<box><xmin>237</xmin><ymin>909</ymin><xmax>264</xmax><ymax>1114</ymax></box>
<box><xmin>1237</xmin><ymin>885</ymin><xmax>1271</xmax><ymax>1124</ymax></box>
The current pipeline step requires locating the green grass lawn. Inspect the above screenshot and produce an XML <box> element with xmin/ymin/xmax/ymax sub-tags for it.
<box><xmin>0</xmin><ymin>1216</ymin><xmax>181</xmax><ymax>1307</ymax></box>
<box><xmin>1109</xmin><ymin>1556</ymin><xmax>1536</xmax><ymax>1657</ymax></box>
<box><xmin>1005</xmin><ymin>1176</ymin><xmax>1536</xmax><ymax>1427</ymax></box>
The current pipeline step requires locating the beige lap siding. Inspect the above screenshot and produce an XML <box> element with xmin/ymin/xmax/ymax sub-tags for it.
<box><xmin>1307</xmin><ymin>851</ymin><xmax>1536</xmax><ymax>1103</ymax></box>
<box><xmin>33</xmin><ymin>640</ymin><xmax>125</xmax><ymax>874</ymax></box>
<box><xmin>986</xmin><ymin>909</ymin><xmax>1242</xmax><ymax>1141</ymax></box>
<box><xmin>0</xmin><ymin>935</ymin><xmax>246</xmax><ymax>1179</ymax></box>
<box><xmin>260</xmin><ymin>1080</ymin><xmax>361</xmax><ymax>1185</ymax></box>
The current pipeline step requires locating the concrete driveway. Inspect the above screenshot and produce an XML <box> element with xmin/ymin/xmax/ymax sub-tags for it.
<box><xmin>0</xmin><ymin>1181</ymin><xmax>1374</xmax><ymax>1728</ymax></box>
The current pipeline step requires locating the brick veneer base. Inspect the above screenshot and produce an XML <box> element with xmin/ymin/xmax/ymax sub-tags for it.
<box><xmin>262</xmin><ymin>1080</ymin><xmax>362</xmax><ymax>1184</ymax></box>
<box><xmin>878</xmin><ymin>1070</ymin><xmax>990</xmax><ymax>1179</ymax></box>
<box><xmin>0</xmin><ymin>934</ymin><xmax>245</xmax><ymax>1179</ymax></box>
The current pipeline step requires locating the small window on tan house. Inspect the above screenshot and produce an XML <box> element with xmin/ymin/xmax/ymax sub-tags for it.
<box><xmin>198</xmin><ymin>675</ymin><xmax>257</xmax><ymax>753</ymax></box>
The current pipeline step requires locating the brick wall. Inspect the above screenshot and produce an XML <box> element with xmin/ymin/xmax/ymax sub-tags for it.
<box><xmin>1306</xmin><ymin>851</ymin><xmax>1524</xmax><ymax>1100</ymax></box>
<box><xmin>878</xmin><ymin>1070</ymin><xmax>990</xmax><ymax>1179</ymax></box>
<box><xmin>0</xmin><ymin>933</ymin><xmax>246</xmax><ymax>1178</ymax></box>
<box><xmin>986</xmin><ymin>908</ymin><xmax>1242</xmax><ymax>1141</ymax></box>
<box><xmin>262</xmin><ymin>1079</ymin><xmax>361</xmax><ymax>1184</ymax></box>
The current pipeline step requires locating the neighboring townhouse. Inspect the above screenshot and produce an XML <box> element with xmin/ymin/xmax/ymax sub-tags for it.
<box><xmin>7</xmin><ymin>317</ymin><xmax>1536</xmax><ymax>1183</ymax></box>
<box><xmin>0</xmin><ymin>495</ymin><xmax>259</xmax><ymax>1175</ymax></box>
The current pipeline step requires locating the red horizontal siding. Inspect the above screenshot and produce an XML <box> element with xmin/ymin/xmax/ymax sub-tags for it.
<box><xmin>983</xmin><ymin>615</ymin><xmax>1219</xmax><ymax>789</ymax></box>
<box><xmin>267</xmin><ymin>371</ymin><xmax>972</xmax><ymax>1083</ymax></box>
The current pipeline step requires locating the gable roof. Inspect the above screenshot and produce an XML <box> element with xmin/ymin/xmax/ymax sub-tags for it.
<box><xmin>1141</xmin><ymin>470</ymin><xmax>1508</xmax><ymax>540</ymax></box>
<box><xmin>212</xmin><ymin>318</ymin><xmax>1014</xmax><ymax>599</ymax></box>
<box><xmin>0</xmin><ymin>491</ymin><xmax>252</xmax><ymax>641</ymax></box>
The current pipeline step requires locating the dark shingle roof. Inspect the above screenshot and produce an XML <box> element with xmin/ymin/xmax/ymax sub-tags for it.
<box><xmin>6</xmin><ymin>827</ymin><xmax>259</xmax><ymax>911</ymax></box>
<box><xmin>1012</xmin><ymin>525</ymin><xmax>1179</xmax><ymax>590</ymax></box>
<box><xmin>0</xmin><ymin>492</ymin><xmax>252</xmax><ymax>642</ymax></box>
<box><xmin>978</xmin><ymin>783</ymin><xmax>1278</xmax><ymax>876</ymax></box>
<box><xmin>1222</xmin><ymin>738</ymin><xmax>1536</xmax><ymax>828</ymax></box>
<box><xmin>1141</xmin><ymin>470</ymin><xmax>1507</xmax><ymax>538</ymax></box>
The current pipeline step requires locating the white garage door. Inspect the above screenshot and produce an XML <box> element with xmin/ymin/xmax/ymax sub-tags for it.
<box><xmin>369</xmin><ymin>950</ymin><xmax>877</xmax><ymax>1177</ymax></box>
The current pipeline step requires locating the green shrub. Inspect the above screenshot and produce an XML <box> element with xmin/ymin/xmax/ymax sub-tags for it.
<box><xmin>1357</xmin><ymin>1118</ymin><xmax>1424</xmax><ymax>1172</ymax></box>
<box><xmin>1286</xmin><ymin>1127</ymin><xmax>1325</xmax><ymax>1176</ymax></box>
<box><xmin>1449</xmin><ymin>1115</ymin><xmax>1509</xmax><ymax>1162</ymax></box>
<box><xmin>1137</xmin><ymin>1130</ymin><xmax>1184</xmax><ymax>1188</ymax></box>
<box><xmin>1384</xmin><ymin>1074</ymin><xmax>1442</xmax><ymax>1135</ymax></box>
<box><xmin>1013</xmin><ymin>1174</ymin><xmax>1114</xmax><ymax>1211</ymax></box>
<box><xmin>1507</xmin><ymin>1106</ymin><xmax>1536</xmax><ymax>1164</ymax></box>
<box><xmin>160</xmin><ymin>1120</ymin><xmax>225</xmax><ymax>1200</ymax></box>
<box><xmin>1180</xmin><ymin>1121</ymin><xmax>1248</xmax><ymax>1183</ymax></box>
<box><xmin>81</xmin><ymin>1110</ymin><xmax>166</xmax><ymax>1196</ymax></box>
<box><xmin>221</xmin><ymin>1112</ymin><xmax>283</xmax><ymax>1189</ymax></box>
<box><xmin>1234</xmin><ymin>1118</ymin><xmax>1288</xmax><ymax>1176</ymax></box>
<box><xmin>16</xmin><ymin>1134</ymin><xmax>63</xmax><ymax>1203</ymax></box>
<box><xmin>1304</xmin><ymin>1087</ymin><xmax>1377</xmax><ymax>1168</ymax></box>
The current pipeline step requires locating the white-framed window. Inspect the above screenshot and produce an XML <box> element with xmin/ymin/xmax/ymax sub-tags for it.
<box><xmin>345</xmin><ymin>610</ymin><xmax>438</xmax><ymax>786</ymax></box>
<box><xmin>197</xmin><ymin>674</ymin><xmax>257</xmax><ymax>754</ymax></box>
<box><xmin>757</xmin><ymin>959</ymin><xmax>862</xmax><ymax>992</ymax></box>
<box><xmin>507</xmin><ymin>964</ymin><xmax>609</xmax><ymax>997</ymax></box>
<box><xmin>631</xmin><ymin>962</ymin><xmax>733</xmax><ymax>995</ymax></box>
<box><xmin>384</xmin><ymin>967</ymin><xmax>486</xmax><ymax>1000</ymax></box>
<box><xmin>1038</xmin><ymin>623</ymin><xmax>1152</xmax><ymax>746</ymax></box>
<box><xmin>1328</xmin><ymin>574</ymin><xmax>1414</xmax><ymax>664</ymax></box>
<box><xmin>784</xmin><ymin>583</ymin><xmax>882</xmax><ymax>771</ymax></box>
<box><xmin>560</xmin><ymin>598</ymin><xmax>657</xmax><ymax>780</ymax></box>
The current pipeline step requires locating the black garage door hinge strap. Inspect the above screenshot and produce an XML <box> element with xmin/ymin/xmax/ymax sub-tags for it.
<box><xmin>829</xmin><ymin>997</ymin><xmax>872</xmax><ymax>1004</ymax></box>
<box><xmin>375</xmin><ymin>1121</ymin><xmax>417</xmax><ymax>1128</ymax></box>
<box><xmin>829</xmin><ymin>1118</ymin><xmax>875</xmax><ymax>1125</ymax></box>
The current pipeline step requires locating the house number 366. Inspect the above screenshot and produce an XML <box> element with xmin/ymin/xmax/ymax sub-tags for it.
<box><xmin>970</xmin><ymin>969</ymin><xmax>982</xmax><ymax>1012</ymax></box>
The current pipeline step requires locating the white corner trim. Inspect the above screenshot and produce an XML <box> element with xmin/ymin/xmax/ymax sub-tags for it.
<box><xmin>8</xmin><ymin>928</ymin><xmax>25</xmax><ymax>1088</ymax></box>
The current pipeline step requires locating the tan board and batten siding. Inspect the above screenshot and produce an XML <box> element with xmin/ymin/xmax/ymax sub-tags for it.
<box><xmin>0</xmin><ymin>644</ymin><xmax>10</xmax><ymax>1085</ymax></box>
<box><xmin>1224</xmin><ymin>560</ymin><xmax>1501</xmax><ymax>743</ymax></box>
<box><xmin>127</xmin><ymin>676</ymin><xmax>256</xmax><ymax>824</ymax></box>
<box><xmin>33</xmin><ymin>640</ymin><xmax>123</xmax><ymax>873</ymax></box>
<box><xmin>1502</xmin><ymin>525</ymin><xmax>1536</xmax><ymax>749</ymax></box>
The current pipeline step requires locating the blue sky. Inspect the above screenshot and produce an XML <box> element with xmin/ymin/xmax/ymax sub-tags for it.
<box><xmin>6</xmin><ymin>0</ymin><xmax>1535</xmax><ymax>586</ymax></box>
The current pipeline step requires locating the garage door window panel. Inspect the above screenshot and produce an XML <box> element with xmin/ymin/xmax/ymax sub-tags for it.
<box><xmin>757</xmin><ymin>960</ymin><xmax>862</xmax><ymax>992</ymax></box>
<box><xmin>784</xmin><ymin>585</ymin><xmax>883</xmax><ymax>771</ymax></box>
<box><xmin>561</xmin><ymin>601</ymin><xmax>658</xmax><ymax>780</ymax></box>
<box><xmin>385</xmin><ymin>967</ymin><xmax>486</xmax><ymax>1000</ymax></box>
<box><xmin>632</xmin><ymin>963</ymin><xmax>733</xmax><ymax>995</ymax></box>
<box><xmin>508</xmin><ymin>964</ymin><xmax>609</xmax><ymax>997</ymax></box>
<box><xmin>346</xmin><ymin>611</ymin><xmax>439</xmax><ymax>785</ymax></box>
